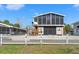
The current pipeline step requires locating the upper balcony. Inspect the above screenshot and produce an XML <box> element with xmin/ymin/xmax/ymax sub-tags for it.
<box><xmin>33</xmin><ymin>13</ymin><xmax>64</xmax><ymax>26</ymax></box>
<box><xmin>32</xmin><ymin>21</ymin><xmax>64</xmax><ymax>27</ymax></box>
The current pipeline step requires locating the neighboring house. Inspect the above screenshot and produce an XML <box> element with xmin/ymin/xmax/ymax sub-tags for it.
<box><xmin>72</xmin><ymin>21</ymin><xmax>79</xmax><ymax>35</ymax></box>
<box><xmin>0</xmin><ymin>23</ymin><xmax>26</xmax><ymax>35</ymax></box>
<box><xmin>32</xmin><ymin>12</ymin><xmax>64</xmax><ymax>35</ymax></box>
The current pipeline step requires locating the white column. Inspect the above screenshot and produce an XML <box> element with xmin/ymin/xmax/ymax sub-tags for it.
<box><xmin>50</xmin><ymin>14</ymin><xmax>52</xmax><ymax>24</ymax></box>
<box><xmin>55</xmin><ymin>14</ymin><xmax>56</xmax><ymax>25</ymax></box>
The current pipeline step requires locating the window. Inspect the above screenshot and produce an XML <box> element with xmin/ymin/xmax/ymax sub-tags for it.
<box><xmin>52</xmin><ymin>14</ymin><xmax>55</xmax><ymax>24</ymax></box>
<box><xmin>43</xmin><ymin>15</ymin><xmax>46</xmax><ymax>24</ymax></box>
<box><xmin>76</xmin><ymin>30</ymin><xmax>79</xmax><ymax>32</ymax></box>
<box><xmin>46</xmin><ymin>14</ymin><xmax>50</xmax><ymax>24</ymax></box>
<box><xmin>77</xmin><ymin>26</ymin><xmax>79</xmax><ymax>28</ymax></box>
<box><xmin>34</xmin><ymin>17</ymin><xmax>37</xmax><ymax>22</ymax></box>
<box><xmin>60</xmin><ymin>16</ymin><xmax>64</xmax><ymax>24</ymax></box>
<box><xmin>56</xmin><ymin>15</ymin><xmax>59</xmax><ymax>24</ymax></box>
<box><xmin>38</xmin><ymin>16</ymin><xmax>41</xmax><ymax>24</ymax></box>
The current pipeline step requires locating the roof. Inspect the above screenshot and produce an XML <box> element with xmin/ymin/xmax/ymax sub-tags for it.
<box><xmin>0</xmin><ymin>23</ymin><xmax>26</xmax><ymax>31</ymax></box>
<box><xmin>33</xmin><ymin>12</ymin><xmax>64</xmax><ymax>18</ymax></box>
<box><xmin>0</xmin><ymin>23</ymin><xmax>13</xmax><ymax>27</ymax></box>
<box><xmin>72</xmin><ymin>21</ymin><xmax>79</xmax><ymax>25</ymax></box>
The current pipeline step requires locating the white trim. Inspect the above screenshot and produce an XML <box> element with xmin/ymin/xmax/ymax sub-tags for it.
<box><xmin>50</xmin><ymin>14</ymin><xmax>52</xmax><ymax>24</ymax></box>
<box><xmin>0</xmin><ymin>23</ymin><xmax>13</xmax><ymax>27</ymax></box>
<box><xmin>33</xmin><ymin>24</ymin><xmax>64</xmax><ymax>26</ymax></box>
<box><xmin>33</xmin><ymin>12</ymin><xmax>64</xmax><ymax>18</ymax></box>
<box><xmin>55</xmin><ymin>14</ymin><xmax>56</xmax><ymax>24</ymax></box>
<box><xmin>46</xmin><ymin>15</ymin><xmax>47</xmax><ymax>24</ymax></box>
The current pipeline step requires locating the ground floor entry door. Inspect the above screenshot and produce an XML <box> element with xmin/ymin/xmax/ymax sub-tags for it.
<box><xmin>44</xmin><ymin>26</ymin><xmax>56</xmax><ymax>35</ymax></box>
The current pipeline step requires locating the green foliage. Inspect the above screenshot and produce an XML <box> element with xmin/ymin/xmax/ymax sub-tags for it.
<box><xmin>2</xmin><ymin>20</ymin><xmax>10</xmax><ymax>25</ymax></box>
<box><xmin>0</xmin><ymin>20</ymin><xmax>21</xmax><ymax>28</ymax></box>
<box><xmin>64</xmin><ymin>24</ymin><xmax>72</xmax><ymax>34</ymax></box>
<box><xmin>9</xmin><ymin>23</ymin><xmax>14</xmax><ymax>26</ymax></box>
<box><xmin>0</xmin><ymin>21</ymin><xmax>2</xmax><ymax>23</ymax></box>
<box><xmin>0</xmin><ymin>20</ymin><xmax>12</xmax><ymax>26</ymax></box>
<box><xmin>14</xmin><ymin>23</ymin><xmax>20</xmax><ymax>28</ymax></box>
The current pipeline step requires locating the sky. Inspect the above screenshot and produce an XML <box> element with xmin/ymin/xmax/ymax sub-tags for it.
<box><xmin>0</xmin><ymin>4</ymin><xmax>79</xmax><ymax>28</ymax></box>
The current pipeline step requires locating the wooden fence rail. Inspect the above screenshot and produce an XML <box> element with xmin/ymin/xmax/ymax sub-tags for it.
<box><xmin>1</xmin><ymin>34</ymin><xmax>79</xmax><ymax>45</ymax></box>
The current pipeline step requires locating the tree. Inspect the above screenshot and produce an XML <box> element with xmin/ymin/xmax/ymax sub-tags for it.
<box><xmin>64</xmin><ymin>24</ymin><xmax>72</xmax><ymax>34</ymax></box>
<box><xmin>2</xmin><ymin>20</ymin><xmax>14</xmax><ymax>26</ymax></box>
<box><xmin>0</xmin><ymin>21</ymin><xmax>2</xmax><ymax>23</ymax></box>
<box><xmin>14</xmin><ymin>23</ymin><xmax>20</xmax><ymax>28</ymax></box>
<box><xmin>13</xmin><ymin>20</ymin><xmax>21</xmax><ymax>28</ymax></box>
<box><xmin>9</xmin><ymin>23</ymin><xmax>14</xmax><ymax>26</ymax></box>
<box><xmin>2</xmin><ymin>20</ymin><xmax>10</xmax><ymax>25</ymax></box>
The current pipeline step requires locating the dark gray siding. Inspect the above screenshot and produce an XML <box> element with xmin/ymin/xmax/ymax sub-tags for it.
<box><xmin>52</xmin><ymin>14</ymin><xmax>55</xmax><ymax>24</ymax></box>
<box><xmin>56</xmin><ymin>15</ymin><xmax>59</xmax><ymax>24</ymax></box>
<box><xmin>34</xmin><ymin>13</ymin><xmax>64</xmax><ymax>25</ymax></box>
<box><xmin>38</xmin><ymin>16</ymin><xmax>41</xmax><ymax>24</ymax></box>
<box><xmin>60</xmin><ymin>16</ymin><xmax>63</xmax><ymax>24</ymax></box>
<box><xmin>46</xmin><ymin>14</ymin><xmax>50</xmax><ymax>24</ymax></box>
<box><xmin>43</xmin><ymin>15</ymin><xmax>46</xmax><ymax>24</ymax></box>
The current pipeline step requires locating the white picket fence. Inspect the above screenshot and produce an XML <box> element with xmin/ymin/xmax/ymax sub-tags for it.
<box><xmin>26</xmin><ymin>35</ymin><xmax>79</xmax><ymax>44</ymax></box>
<box><xmin>0</xmin><ymin>34</ymin><xmax>79</xmax><ymax>45</ymax></box>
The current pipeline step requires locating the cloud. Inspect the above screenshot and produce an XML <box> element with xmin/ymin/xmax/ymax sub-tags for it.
<box><xmin>73</xmin><ymin>4</ymin><xmax>79</xmax><ymax>10</ymax></box>
<box><xmin>30</xmin><ymin>9</ymin><xmax>39</xmax><ymax>16</ymax></box>
<box><xmin>34</xmin><ymin>12</ymin><xmax>39</xmax><ymax>16</ymax></box>
<box><xmin>0</xmin><ymin>5</ymin><xmax>2</xmax><ymax>8</ymax></box>
<box><xmin>6</xmin><ymin>4</ymin><xmax>25</xmax><ymax>10</ymax></box>
<box><xmin>0</xmin><ymin>4</ymin><xmax>4</xmax><ymax>9</ymax></box>
<box><xmin>74</xmin><ymin>4</ymin><xmax>79</xmax><ymax>7</ymax></box>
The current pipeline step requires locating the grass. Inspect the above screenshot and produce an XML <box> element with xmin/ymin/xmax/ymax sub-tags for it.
<box><xmin>0</xmin><ymin>44</ymin><xmax>79</xmax><ymax>54</ymax></box>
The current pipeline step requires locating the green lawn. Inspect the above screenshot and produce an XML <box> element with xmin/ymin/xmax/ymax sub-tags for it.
<box><xmin>0</xmin><ymin>44</ymin><xmax>79</xmax><ymax>54</ymax></box>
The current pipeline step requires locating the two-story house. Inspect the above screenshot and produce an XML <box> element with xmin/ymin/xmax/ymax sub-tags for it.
<box><xmin>32</xmin><ymin>12</ymin><xmax>64</xmax><ymax>35</ymax></box>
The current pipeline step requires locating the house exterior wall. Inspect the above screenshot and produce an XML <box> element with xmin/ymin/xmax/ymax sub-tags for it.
<box><xmin>38</xmin><ymin>27</ymin><xmax>44</xmax><ymax>35</ymax></box>
<box><xmin>56</xmin><ymin>27</ymin><xmax>63</xmax><ymax>35</ymax></box>
<box><xmin>73</xmin><ymin>23</ymin><xmax>79</xmax><ymax>35</ymax></box>
<box><xmin>37</xmin><ymin>26</ymin><xmax>63</xmax><ymax>35</ymax></box>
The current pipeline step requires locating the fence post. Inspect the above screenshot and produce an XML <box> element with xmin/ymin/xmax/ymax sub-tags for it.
<box><xmin>40</xmin><ymin>34</ymin><xmax>42</xmax><ymax>44</ymax></box>
<box><xmin>40</xmin><ymin>34</ymin><xmax>43</xmax><ymax>48</ymax></box>
<box><xmin>66</xmin><ymin>35</ymin><xmax>69</xmax><ymax>44</ymax></box>
<box><xmin>0</xmin><ymin>34</ymin><xmax>3</xmax><ymax>45</ymax></box>
<box><xmin>25</xmin><ymin>34</ymin><xmax>27</xmax><ymax>45</ymax></box>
